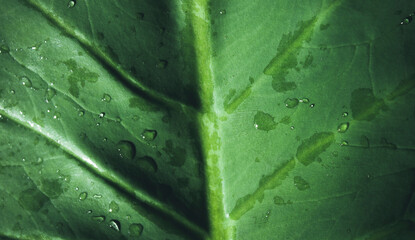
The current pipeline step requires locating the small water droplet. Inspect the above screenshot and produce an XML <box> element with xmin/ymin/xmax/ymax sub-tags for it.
<box><xmin>141</xmin><ymin>129</ymin><xmax>157</xmax><ymax>142</ymax></box>
<box><xmin>10</xmin><ymin>89</ymin><xmax>15</xmax><ymax>94</ymax></box>
<box><xmin>116</xmin><ymin>140</ymin><xmax>136</xmax><ymax>160</ymax></box>
<box><xmin>137</xmin><ymin>156</ymin><xmax>158</xmax><ymax>173</ymax></box>
<box><xmin>219</xmin><ymin>9</ymin><xmax>226</xmax><ymax>15</ymax></box>
<box><xmin>337</xmin><ymin>122</ymin><xmax>349</xmax><ymax>133</ymax></box>
<box><xmin>75</xmin><ymin>187</ymin><xmax>79</xmax><ymax>191</ymax></box>
<box><xmin>342</xmin><ymin>112</ymin><xmax>348</xmax><ymax>117</ymax></box>
<box><xmin>36</xmin><ymin>157</ymin><xmax>43</xmax><ymax>164</ymax></box>
<box><xmin>99</xmin><ymin>112</ymin><xmax>105</xmax><ymax>118</ymax></box>
<box><xmin>22</xmin><ymin>157</ymin><xmax>26</xmax><ymax>162</ymax></box>
<box><xmin>401</xmin><ymin>15</ymin><xmax>413</xmax><ymax>25</ymax></box>
<box><xmin>103</xmin><ymin>137</ymin><xmax>107</xmax><ymax>142</ymax></box>
<box><xmin>340</xmin><ymin>140</ymin><xmax>349</xmax><ymax>146</ymax></box>
<box><xmin>290</xmin><ymin>126</ymin><xmax>295</xmax><ymax>130</ymax></box>
<box><xmin>310</xmin><ymin>103</ymin><xmax>315</xmax><ymax>108</ymax></box>
<box><xmin>93</xmin><ymin>194</ymin><xmax>102</xmax><ymax>199</ymax></box>
<box><xmin>20</xmin><ymin>76</ymin><xmax>32</xmax><ymax>88</ymax></box>
<box><xmin>79</xmin><ymin>192</ymin><xmax>88</xmax><ymax>201</ymax></box>
<box><xmin>92</xmin><ymin>216</ymin><xmax>105</xmax><ymax>223</ymax></box>
<box><xmin>44</xmin><ymin>87</ymin><xmax>57</xmax><ymax>102</ymax></box>
<box><xmin>299</xmin><ymin>98</ymin><xmax>309</xmax><ymax>103</ymax></box>
<box><xmin>67</xmin><ymin>0</ymin><xmax>76</xmax><ymax>8</ymax></box>
<box><xmin>253</xmin><ymin>111</ymin><xmax>277</xmax><ymax>131</ymax></box>
<box><xmin>53</xmin><ymin>112</ymin><xmax>61</xmax><ymax>120</ymax></box>
<box><xmin>96</xmin><ymin>123</ymin><xmax>100</xmax><ymax>126</ymax></box>
<box><xmin>156</xmin><ymin>60</ymin><xmax>168</xmax><ymax>69</ymax></box>
<box><xmin>129</xmin><ymin>223</ymin><xmax>143</xmax><ymax>237</ymax></box>
<box><xmin>101</xmin><ymin>93</ymin><xmax>112</xmax><ymax>103</ymax></box>
<box><xmin>109</xmin><ymin>220</ymin><xmax>121</xmax><ymax>232</ymax></box>
<box><xmin>0</xmin><ymin>44</ymin><xmax>10</xmax><ymax>54</ymax></box>
<box><xmin>265</xmin><ymin>210</ymin><xmax>271</xmax><ymax>218</ymax></box>
<box><xmin>109</xmin><ymin>201</ymin><xmax>119</xmax><ymax>213</ymax></box>
<box><xmin>284</xmin><ymin>98</ymin><xmax>299</xmax><ymax>108</ymax></box>
<box><xmin>87</xmin><ymin>210</ymin><xmax>92</xmax><ymax>214</ymax></box>
<box><xmin>294</xmin><ymin>176</ymin><xmax>310</xmax><ymax>190</ymax></box>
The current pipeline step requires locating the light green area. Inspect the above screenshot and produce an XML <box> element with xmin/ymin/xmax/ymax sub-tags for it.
<box><xmin>1</xmin><ymin>0</ymin><xmax>415</xmax><ymax>239</ymax></box>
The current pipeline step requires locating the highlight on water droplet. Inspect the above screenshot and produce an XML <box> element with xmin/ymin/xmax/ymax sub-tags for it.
<box><xmin>116</xmin><ymin>140</ymin><xmax>136</xmax><ymax>160</ymax></box>
<box><xmin>92</xmin><ymin>216</ymin><xmax>105</xmax><ymax>223</ymax></box>
<box><xmin>129</xmin><ymin>223</ymin><xmax>144</xmax><ymax>237</ymax></box>
<box><xmin>79</xmin><ymin>192</ymin><xmax>88</xmax><ymax>201</ymax></box>
<box><xmin>101</xmin><ymin>93</ymin><xmax>112</xmax><ymax>103</ymax></box>
<box><xmin>53</xmin><ymin>112</ymin><xmax>61</xmax><ymax>120</ymax></box>
<box><xmin>284</xmin><ymin>98</ymin><xmax>299</xmax><ymax>108</ymax></box>
<box><xmin>310</xmin><ymin>103</ymin><xmax>315</xmax><ymax>108</ymax></box>
<box><xmin>141</xmin><ymin>129</ymin><xmax>157</xmax><ymax>142</ymax></box>
<box><xmin>21</xmin><ymin>76</ymin><xmax>32</xmax><ymax>88</ymax></box>
<box><xmin>337</xmin><ymin>122</ymin><xmax>349</xmax><ymax>133</ymax></box>
<box><xmin>67</xmin><ymin>0</ymin><xmax>76</xmax><ymax>8</ymax></box>
<box><xmin>156</xmin><ymin>60</ymin><xmax>168</xmax><ymax>69</ymax></box>
<box><xmin>109</xmin><ymin>219</ymin><xmax>121</xmax><ymax>232</ymax></box>
<box><xmin>10</xmin><ymin>89</ymin><xmax>15</xmax><ymax>94</ymax></box>
<box><xmin>99</xmin><ymin>112</ymin><xmax>105</xmax><ymax>118</ymax></box>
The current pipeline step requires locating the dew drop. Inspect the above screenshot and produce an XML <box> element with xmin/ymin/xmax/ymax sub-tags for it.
<box><xmin>284</xmin><ymin>98</ymin><xmax>299</xmax><ymax>108</ymax></box>
<box><xmin>141</xmin><ymin>129</ymin><xmax>157</xmax><ymax>142</ymax></box>
<box><xmin>294</xmin><ymin>176</ymin><xmax>310</xmax><ymax>190</ymax></box>
<box><xmin>310</xmin><ymin>103</ymin><xmax>315</xmax><ymax>108</ymax></box>
<box><xmin>116</xmin><ymin>140</ymin><xmax>136</xmax><ymax>160</ymax></box>
<box><xmin>299</xmin><ymin>98</ymin><xmax>309</xmax><ymax>103</ymax></box>
<box><xmin>109</xmin><ymin>201</ymin><xmax>119</xmax><ymax>213</ymax></box>
<box><xmin>93</xmin><ymin>194</ymin><xmax>102</xmax><ymax>199</ymax></box>
<box><xmin>67</xmin><ymin>0</ymin><xmax>76</xmax><ymax>8</ymax></box>
<box><xmin>137</xmin><ymin>156</ymin><xmax>158</xmax><ymax>173</ymax></box>
<box><xmin>156</xmin><ymin>60</ymin><xmax>168</xmax><ymax>69</ymax></box>
<box><xmin>129</xmin><ymin>223</ymin><xmax>144</xmax><ymax>237</ymax></box>
<box><xmin>92</xmin><ymin>216</ymin><xmax>105</xmax><ymax>223</ymax></box>
<box><xmin>75</xmin><ymin>187</ymin><xmax>79</xmax><ymax>191</ymax></box>
<box><xmin>340</xmin><ymin>140</ymin><xmax>349</xmax><ymax>146</ymax></box>
<box><xmin>219</xmin><ymin>9</ymin><xmax>226</xmax><ymax>15</ymax></box>
<box><xmin>101</xmin><ymin>93</ymin><xmax>112</xmax><ymax>103</ymax></box>
<box><xmin>337</xmin><ymin>122</ymin><xmax>349</xmax><ymax>133</ymax></box>
<box><xmin>109</xmin><ymin>220</ymin><xmax>121</xmax><ymax>232</ymax></box>
<box><xmin>53</xmin><ymin>112</ymin><xmax>61</xmax><ymax>120</ymax></box>
<box><xmin>253</xmin><ymin>111</ymin><xmax>277</xmax><ymax>131</ymax></box>
<box><xmin>290</xmin><ymin>126</ymin><xmax>295</xmax><ymax>130</ymax></box>
<box><xmin>401</xmin><ymin>15</ymin><xmax>413</xmax><ymax>25</ymax></box>
<box><xmin>44</xmin><ymin>87</ymin><xmax>57</xmax><ymax>102</ymax></box>
<box><xmin>99</xmin><ymin>112</ymin><xmax>105</xmax><ymax>118</ymax></box>
<box><xmin>342</xmin><ymin>112</ymin><xmax>348</xmax><ymax>117</ymax></box>
<box><xmin>21</xmin><ymin>76</ymin><xmax>32</xmax><ymax>88</ymax></box>
<box><xmin>10</xmin><ymin>89</ymin><xmax>15</xmax><ymax>94</ymax></box>
<box><xmin>87</xmin><ymin>210</ymin><xmax>92</xmax><ymax>214</ymax></box>
<box><xmin>0</xmin><ymin>44</ymin><xmax>10</xmax><ymax>54</ymax></box>
<box><xmin>79</xmin><ymin>192</ymin><xmax>88</xmax><ymax>201</ymax></box>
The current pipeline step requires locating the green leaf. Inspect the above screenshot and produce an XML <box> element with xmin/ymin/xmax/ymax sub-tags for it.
<box><xmin>1</xmin><ymin>0</ymin><xmax>415</xmax><ymax>239</ymax></box>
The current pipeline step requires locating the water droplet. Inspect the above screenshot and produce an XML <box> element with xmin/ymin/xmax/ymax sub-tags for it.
<box><xmin>92</xmin><ymin>216</ymin><xmax>105</xmax><ymax>223</ymax></box>
<box><xmin>101</xmin><ymin>93</ymin><xmax>112</xmax><ymax>103</ymax></box>
<box><xmin>87</xmin><ymin>210</ymin><xmax>92</xmax><ymax>214</ymax></box>
<box><xmin>79</xmin><ymin>192</ymin><xmax>88</xmax><ymax>201</ymax></box>
<box><xmin>67</xmin><ymin>0</ymin><xmax>76</xmax><ymax>8</ymax></box>
<box><xmin>290</xmin><ymin>126</ymin><xmax>295</xmax><ymax>130</ymax></box>
<box><xmin>93</xmin><ymin>194</ymin><xmax>102</xmax><ymax>199</ymax></box>
<box><xmin>115</xmin><ymin>117</ymin><xmax>122</xmax><ymax>123</ymax></box>
<box><xmin>284</xmin><ymin>98</ymin><xmax>299</xmax><ymax>108</ymax></box>
<box><xmin>22</xmin><ymin>157</ymin><xmax>26</xmax><ymax>162</ymax></box>
<box><xmin>337</xmin><ymin>122</ymin><xmax>349</xmax><ymax>133</ymax></box>
<box><xmin>109</xmin><ymin>220</ymin><xmax>121</xmax><ymax>232</ymax></box>
<box><xmin>253</xmin><ymin>111</ymin><xmax>277</xmax><ymax>131</ymax></box>
<box><xmin>219</xmin><ymin>9</ymin><xmax>226</xmax><ymax>15</ymax></box>
<box><xmin>116</xmin><ymin>140</ymin><xmax>136</xmax><ymax>160</ymax></box>
<box><xmin>129</xmin><ymin>223</ymin><xmax>143</xmax><ymax>237</ymax></box>
<box><xmin>99</xmin><ymin>112</ymin><xmax>105</xmax><ymax>118</ymax></box>
<box><xmin>342</xmin><ymin>112</ymin><xmax>348</xmax><ymax>117</ymax></box>
<box><xmin>340</xmin><ymin>140</ymin><xmax>349</xmax><ymax>146</ymax></box>
<box><xmin>75</xmin><ymin>187</ymin><xmax>79</xmax><ymax>191</ymax></box>
<box><xmin>76</xmin><ymin>109</ymin><xmax>84</xmax><ymax>117</ymax></box>
<box><xmin>36</xmin><ymin>157</ymin><xmax>43</xmax><ymax>164</ymax></box>
<box><xmin>44</xmin><ymin>87</ymin><xmax>57</xmax><ymax>102</ymax></box>
<box><xmin>137</xmin><ymin>156</ymin><xmax>158</xmax><ymax>173</ymax></box>
<box><xmin>96</xmin><ymin>123</ymin><xmax>100</xmax><ymax>126</ymax></box>
<box><xmin>299</xmin><ymin>98</ymin><xmax>309</xmax><ymax>103</ymax></box>
<box><xmin>21</xmin><ymin>76</ymin><xmax>32</xmax><ymax>88</ymax></box>
<box><xmin>103</xmin><ymin>137</ymin><xmax>107</xmax><ymax>142</ymax></box>
<box><xmin>109</xmin><ymin>201</ymin><xmax>119</xmax><ymax>213</ymax></box>
<box><xmin>0</xmin><ymin>44</ymin><xmax>10</xmax><ymax>54</ymax></box>
<box><xmin>53</xmin><ymin>112</ymin><xmax>61</xmax><ymax>120</ymax></box>
<box><xmin>310</xmin><ymin>103</ymin><xmax>315</xmax><ymax>108</ymax></box>
<box><xmin>141</xmin><ymin>129</ymin><xmax>157</xmax><ymax>142</ymax></box>
<box><xmin>294</xmin><ymin>176</ymin><xmax>310</xmax><ymax>190</ymax></box>
<box><xmin>156</xmin><ymin>60</ymin><xmax>168</xmax><ymax>69</ymax></box>
<box><xmin>401</xmin><ymin>15</ymin><xmax>413</xmax><ymax>25</ymax></box>
<box><xmin>10</xmin><ymin>89</ymin><xmax>15</xmax><ymax>94</ymax></box>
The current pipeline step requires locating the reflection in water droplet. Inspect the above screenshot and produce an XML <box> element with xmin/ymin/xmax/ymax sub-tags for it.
<box><xmin>337</xmin><ymin>122</ymin><xmax>349</xmax><ymax>133</ymax></box>
<box><xmin>156</xmin><ymin>60</ymin><xmax>168</xmax><ymax>69</ymax></box>
<box><xmin>129</xmin><ymin>223</ymin><xmax>144</xmax><ymax>237</ymax></box>
<box><xmin>109</xmin><ymin>201</ymin><xmax>119</xmax><ymax>213</ymax></box>
<box><xmin>92</xmin><ymin>216</ymin><xmax>105</xmax><ymax>223</ymax></box>
<box><xmin>109</xmin><ymin>220</ymin><xmax>121</xmax><ymax>232</ymax></box>
<box><xmin>141</xmin><ymin>129</ymin><xmax>157</xmax><ymax>142</ymax></box>
<box><xmin>99</xmin><ymin>112</ymin><xmax>105</xmax><ymax>118</ymax></box>
<box><xmin>79</xmin><ymin>192</ymin><xmax>87</xmax><ymax>201</ymax></box>
<box><xmin>284</xmin><ymin>98</ymin><xmax>299</xmax><ymax>108</ymax></box>
<box><xmin>21</xmin><ymin>76</ymin><xmax>32</xmax><ymax>88</ymax></box>
<box><xmin>116</xmin><ymin>140</ymin><xmax>136</xmax><ymax>160</ymax></box>
<box><xmin>67</xmin><ymin>0</ymin><xmax>76</xmax><ymax>8</ymax></box>
<box><xmin>101</xmin><ymin>93</ymin><xmax>112</xmax><ymax>102</ymax></box>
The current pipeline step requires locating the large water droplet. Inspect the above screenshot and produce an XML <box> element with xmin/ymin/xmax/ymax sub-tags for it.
<box><xmin>92</xmin><ymin>216</ymin><xmax>105</xmax><ymax>223</ymax></box>
<box><xmin>109</xmin><ymin>220</ymin><xmax>121</xmax><ymax>232</ymax></box>
<box><xmin>137</xmin><ymin>156</ymin><xmax>158</xmax><ymax>173</ymax></box>
<box><xmin>253</xmin><ymin>111</ymin><xmax>277</xmax><ymax>131</ymax></box>
<box><xmin>129</xmin><ymin>223</ymin><xmax>143</xmax><ymax>237</ymax></box>
<box><xmin>109</xmin><ymin>201</ymin><xmax>119</xmax><ymax>213</ymax></box>
<box><xmin>156</xmin><ymin>60</ymin><xmax>168</xmax><ymax>69</ymax></box>
<box><xmin>21</xmin><ymin>76</ymin><xmax>32</xmax><ymax>88</ymax></box>
<box><xmin>141</xmin><ymin>129</ymin><xmax>157</xmax><ymax>142</ymax></box>
<box><xmin>101</xmin><ymin>93</ymin><xmax>112</xmax><ymax>103</ymax></box>
<box><xmin>299</xmin><ymin>98</ymin><xmax>309</xmax><ymax>103</ymax></box>
<box><xmin>116</xmin><ymin>140</ymin><xmax>136</xmax><ymax>160</ymax></box>
<box><xmin>67</xmin><ymin>0</ymin><xmax>76</xmax><ymax>8</ymax></box>
<box><xmin>284</xmin><ymin>98</ymin><xmax>299</xmax><ymax>108</ymax></box>
<box><xmin>79</xmin><ymin>192</ymin><xmax>88</xmax><ymax>201</ymax></box>
<box><xmin>337</xmin><ymin>122</ymin><xmax>349</xmax><ymax>133</ymax></box>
